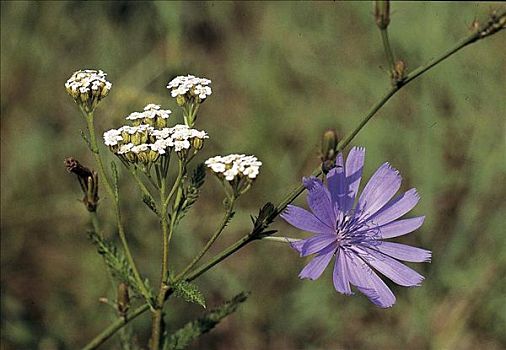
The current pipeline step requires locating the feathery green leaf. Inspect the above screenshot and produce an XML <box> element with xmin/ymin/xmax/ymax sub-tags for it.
<box><xmin>163</xmin><ymin>291</ymin><xmax>250</xmax><ymax>350</ymax></box>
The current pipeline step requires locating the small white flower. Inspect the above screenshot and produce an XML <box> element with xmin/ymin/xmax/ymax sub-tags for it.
<box><xmin>173</xmin><ymin>139</ymin><xmax>191</xmax><ymax>152</ymax></box>
<box><xmin>150</xmin><ymin>139</ymin><xmax>170</xmax><ymax>154</ymax></box>
<box><xmin>152</xmin><ymin>128</ymin><xmax>172</xmax><ymax>140</ymax></box>
<box><xmin>103</xmin><ymin>128</ymin><xmax>123</xmax><ymax>146</ymax></box>
<box><xmin>144</xmin><ymin>104</ymin><xmax>161</xmax><ymax>111</ymax></box>
<box><xmin>118</xmin><ymin>143</ymin><xmax>134</xmax><ymax>154</ymax></box>
<box><xmin>126</xmin><ymin>111</ymin><xmax>144</xmax><ymax>121</ymax></box>
<box><xmin>209</xmin><ymin>163</ymin><xmax>226</xmax><ymax>173</ymax></box>
<box><xmin>131</xmin><ymin>144</ymin><xmax>149</xmax><ymax>154</ymax></box>
<box><xmin>126</xmin><ymin>105</ymin><xmax>171</xmax><ymax>121</ymax></box>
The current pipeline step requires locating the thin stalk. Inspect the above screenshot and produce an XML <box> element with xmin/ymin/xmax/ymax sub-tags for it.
<box><xmin>150</xmin><ymin>178</ymin><xmax>170</xmax><ymax>350</ymax></box>
<box><xmin>175</xmin><ymin>199</ymin><xmax>235</xmax><ymax>281</ymax></box>
<box><xmin>262</xmin><ymin>236</ymin><xmax>301</xmax><ymax>244</ymax></box>
<box><xmin>83</xmin><ymin>112</ymin><xmax>151</xmax><ymax>303</ymax></box>
<box><xmin>380</xmin><ymin>28</ymin><xmax>396</xmax><ymax>72</ymax></box>
<box><xmin>163</xmin><ymin>159</ymin><xmax>184</xmax><ymax>209</ymax></box>
<box><xmin>128</xmin><ymin>167</ymin><xmax>156</xmax><ymax>205</ymax></box>
<box><xmin>89</xmin><ymin>211</ymin><xmax>102</xmax><ymax>238</ymax></box>
<box><xmin>80</xmin><ymin>13</ymin><xmax>505</xmax><ymax>349</ymax></box>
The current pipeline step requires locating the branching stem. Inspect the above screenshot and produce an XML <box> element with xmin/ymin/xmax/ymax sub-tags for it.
<box><xmin>175</xmin><ymin>199</ymin><xmax>236</xmax><ymax>281</ymax></box>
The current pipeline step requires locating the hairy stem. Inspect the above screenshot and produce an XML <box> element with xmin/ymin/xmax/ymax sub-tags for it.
<box><xmin>81</xmin><ymin>11</ymin><xmax>505</xmax><ymax>349</ymax></box>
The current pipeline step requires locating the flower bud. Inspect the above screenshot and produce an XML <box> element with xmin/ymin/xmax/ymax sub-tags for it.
<box><xmin>192</xmin><ymin>137</ymin><xmax>204</xmax><ymax>151</ymax></box>
<box><xmin>117</xmin><ymin>283</ymin><xmax>130</xmax><ymax>316</ymax></box>
<box><xmin>392</xmin><ymin>59</ymin><xmax>407</xmax><ymax>83</ymax></box>
<box><xmin>155</xmin><ymin>117</ymin><xmax>168</xmax><ymax>129</ymax></box>
<box><xmin>176</xmin><ymin>94</ymin><xmax>186</xmax><ymax>106</ymax></box>
<box><xmin>148</xmin><ymin>149</ymin><xmax>160</xmax><ymax>163</ymax></box>
<box><xmin>320</xmin><ymin>129</ymin><xmax>338</xmax><ymax>162</ymax></box>
<box><xmin>131</xmin><ymin>132</ymin><xmax>142</xmax><ymax>146</ymax></box>
<box><xmin>374</xmin><ymin>1</ymin><xmax>390</xmax><ymax>30</ymax></box>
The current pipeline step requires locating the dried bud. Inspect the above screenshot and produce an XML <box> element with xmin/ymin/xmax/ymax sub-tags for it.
<box><xmin>392</xmin><ymin>59</ymin><xmax>407</xmax><ymax>84</ymax></box>
<box><xmin>65</xmin><ymin>157</ymin><xmax>99</xmax><ymax>211</ymax></box>
<box><xmin>321</xmin><ymin>129</ymin><xmax>338</xmax><ymax>161</ymax></box>
<box><xmin>117</xmin><ymin>283</ymin><xmax>130</xmax><ymax>316</ymax></box>
<box><xmin>374</xmin><ymin>1</ymin><xmax>390</xmax><ymax>30</ymax></box>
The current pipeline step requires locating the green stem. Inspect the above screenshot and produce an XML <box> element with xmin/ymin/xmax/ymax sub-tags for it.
<box><xmin>380</xmin><ymin>28</ymin><xmax>396</xmax><ymax>72</ymax></box>
<box><xmin>262</xmin><ymin>236</ymin><xmax>300</xmax><ymax>244</ymax></box>
<box><xmin>128</xmin><ymin>167</ymin><xmax>156</xmax><ymax>206</ymax></box>
<box><xmin>175</xmin><ymin>199</ymin><xmax>235</xmax><ymax>281</ymax></box>
<box><xmin>150</xmin><ymin>178</ymin><xmax>170</xmax><ymax>350</ymax></box>
<box><xmin>80</xmin><ymin>13</ymin><xmax>505</xmax><ymax>349</ymax></box>
<box><xmin>83</xmin><ymin>111</ymin><xmax>151</xmax><ymax>304</ymax></box>
<box><xmin>82</xmin><ymin>303</ymin><xmax>150</xmax><ymax>350</ymax></box>
<box><xmin>164</xmin><ymin>159</ymin><xmax>185</xmax><ymax>209</ymax></box>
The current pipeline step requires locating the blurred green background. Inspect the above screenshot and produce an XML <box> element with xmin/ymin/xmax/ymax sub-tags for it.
<box><xmin>1</xmin><ymin>1</ymin><xmax>505</xmax><ymax>349</ymax></box>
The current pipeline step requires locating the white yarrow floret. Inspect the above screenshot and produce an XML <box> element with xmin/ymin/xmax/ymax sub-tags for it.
<box><xmin>103</xmin><ymin>129</ymin><xmax>123</xmax><ymax>146</ymax></box>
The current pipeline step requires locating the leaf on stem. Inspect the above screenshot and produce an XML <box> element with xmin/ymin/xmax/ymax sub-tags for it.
<box><xmin>88</xmin><ymin>230</ymin><xmax>154</xmax><ymax>304</ymax></box>
<box><xmin>80</xmin><ymin>129</ymin><xmax>93</xmax><ymax>152</ymax></box>
<box><xmin>111</xmin><ymin>161</ymin><xmax>119</xmax><ymax>201</ymax></box>
<box><xmin>142</xmin><ymin>194</ymin><xmax>159</xmax><ymax>215</ymax></box>
<box><xmin>250</xmin><ymin>202</ymin><xmax>278</xmax><ymax>238</ymax></box>
<box><xmin>163</xmin><ymin>291</ymin><xmax>250</xmax><ymax>350</ymax></box>
<box><xmin>172</xmin><ymin>280</ymin><xmax>206</xmax><ymax>309</ymax></box>
<box><xmin>173</xmin><ymin>164</ymin><xmax>207</xmax><ymax>225</ymax></box>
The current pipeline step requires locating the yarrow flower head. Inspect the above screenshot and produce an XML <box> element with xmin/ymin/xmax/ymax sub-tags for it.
<box><xmin>281</xmin><ymin>147</ymin><xmax>431</xmax><ymax>308</ymax></box>
<box><xmin>103</xmin><ymin>115</ymin><xmax>208</xmax><ymax>165</ymax></box>
<box><xmin>167</xmin><ymin>75</ymin><xmax>212</xmax><ymax>102</ymax></box>
<box><xmin>205</xmin><ymin>154</ymin><xmax>262</xmax><ymax>198</ymax></box>
<box><xmin>65</xmin><ymin>69</ymin><xmax>112</xmax><ymax>113</ymax></box>
<box><xmin>167</xmin><ymin>74</ymin><xmax>212</xmax><ymax>127</ymax></box>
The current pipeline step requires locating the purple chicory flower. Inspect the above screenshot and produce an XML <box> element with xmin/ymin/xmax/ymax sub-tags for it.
<box><xmin>281</xmin><ymin>147</ymin><xmax>431</xmax><ymax>308</ymax></box>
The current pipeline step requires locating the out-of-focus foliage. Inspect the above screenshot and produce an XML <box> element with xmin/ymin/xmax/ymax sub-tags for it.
<box><xmin>1</xmin><ymin>2</ymin><xmax>505</xmax><ymax>349</ymax></box>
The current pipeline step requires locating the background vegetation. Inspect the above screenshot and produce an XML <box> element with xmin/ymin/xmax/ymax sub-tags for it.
<box><xmin>1</xmin><ymin>2</ymin><xmax>505</xmax><ymax>349</ymax></box>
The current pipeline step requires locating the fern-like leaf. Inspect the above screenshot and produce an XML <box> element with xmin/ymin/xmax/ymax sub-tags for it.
<box><xmin>163</xmin><ymin>292</ymin><xmax>250</xmax><ymax>350</ymax></box>
<box><xmin>88</xmin><ymin>230</ymin><xmax>153</xmax><ymax>303</ymax></box>
<box><xmin>174</xmin><ymin>164</ymin><xmax>206</xmax><ymax>225</ymax></box>
<box><xmin>172</xmin><ymin>280</ymin><xmax>206</xmax><ymax>308</ymax></box>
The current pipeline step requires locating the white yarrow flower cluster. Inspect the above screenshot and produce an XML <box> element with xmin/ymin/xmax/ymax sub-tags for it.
<box><xmin>167</xmin><ymin>75</ymin><xmax>212</xmax><ymax>100</ymax></box>
<box><xmin>153</xmin><ymin>124</ymin><xmax>208</xmax><ymax>152</ymax></box>
<box><xmin>104</xmin><ymin>120</ymin><xmax>208</xmax><ymax>163</ymax></box>
<box><xmin>205</xmin><ymin>154</ymin><xmax>262</xmax><ymax>181</ymax></box>
<box><xmin>65</xmin><ymin>70</ymin><xmax>112</xmax><ymax>112</ymax></box>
